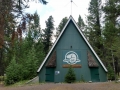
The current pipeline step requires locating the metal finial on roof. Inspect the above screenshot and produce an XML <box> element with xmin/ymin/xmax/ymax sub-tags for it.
<box><xmin>64</xmin><ymin>0</ymin><xmax>78</xmax><ymax>16</ymax></box>
<box><xmin>71</xmin><ymin>0</ymin><xmax>78</xmax><ymax>16</ymax></box>
<box><xmin>71</xmin><ymin>0</ymin><xmax>73</xmax><ymax>15</ymax></box>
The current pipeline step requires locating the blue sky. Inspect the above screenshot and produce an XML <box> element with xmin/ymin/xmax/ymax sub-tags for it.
<box><xmin>25</xmin><ymin>0</ymin><xmax>91</xmax><ymax>29</ymax></box>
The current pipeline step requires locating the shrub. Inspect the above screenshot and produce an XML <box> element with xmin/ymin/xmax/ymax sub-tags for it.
<box><xmin>5</xmin><ymin>57</ymin><xmax>23</xmax><ymax>85</ymax></box>
<box><xmin>107</xmin><ymin>64</ymin><xmax>115</xmax><ymax>80</ymax></box>
<box><xmin>65</xmin><ymin>66</ymin><xmax>76</xmax><ymax>83</ymax></box>
<box><xmin>0</xmin><ymin>76</ymin><xmax>4</xmax><ymax>82</ymax></box>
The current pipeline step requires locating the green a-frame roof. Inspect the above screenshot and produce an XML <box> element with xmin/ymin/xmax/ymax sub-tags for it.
<box><xmin>37</xmin><ymin>15</ymin><xmax>108</xmax><ymax>73</ymax></box>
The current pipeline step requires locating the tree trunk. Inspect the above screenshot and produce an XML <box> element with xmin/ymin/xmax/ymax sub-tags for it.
<box><xmin>0</xmin><ymin>0</ymin><xmax>5</xmax><ymax>75</ymax></box>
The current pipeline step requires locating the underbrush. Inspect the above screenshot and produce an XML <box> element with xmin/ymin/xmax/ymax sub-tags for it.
<box><xmin>0</xmin><ymin>76</ymin><xmax>5</xmax><ymax>85</ymax></box>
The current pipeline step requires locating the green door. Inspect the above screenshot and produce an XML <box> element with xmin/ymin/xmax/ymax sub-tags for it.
<box><xmin>90</xmin><ymin>68</ymin><xmax>100</xmax><ymax>82</ymax></box>
<box><xmin>45</xmin><ymin>68</ymin><xmax>54</xmax><ymax>82</ymax></box>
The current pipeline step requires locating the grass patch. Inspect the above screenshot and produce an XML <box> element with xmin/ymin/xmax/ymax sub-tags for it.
<box><xmin>8</xmin><ymin>80</ymin><xmax>41</xmax><ymax>87</ymax></box>
<box><xmin>8</xmin><ymin>80</ymin><xmax>30</xmax><ymax>87</ymax></box>
<box><xmin>0</xmin><ymin>76</ymin><xmax>5</xmax><ymax>85</ymax></box>
<box><xmin>0</xmin><ymin>76</ymin><xmax>4</xmax><ymax>81</ymax></box>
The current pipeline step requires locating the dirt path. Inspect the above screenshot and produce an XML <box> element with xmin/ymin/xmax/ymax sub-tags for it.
<box><xmin>0</xmin><ymin>82</ymin><xmax>120</xmax><ymax>90</ymax></box>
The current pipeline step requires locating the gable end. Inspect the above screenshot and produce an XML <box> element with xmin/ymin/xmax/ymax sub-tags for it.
<box><xmin>37</xmin><ymin>16</ymin><xmax>108</xmax><ymax>72</ymax></box>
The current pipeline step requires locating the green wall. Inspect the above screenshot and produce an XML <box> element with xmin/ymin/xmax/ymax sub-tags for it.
<box><xmin>38</xmin><ymin>20</ymin><xmax>107</xmax><ymax>82</ymax></box>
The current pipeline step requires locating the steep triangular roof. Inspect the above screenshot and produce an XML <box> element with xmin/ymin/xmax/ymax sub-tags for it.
<box><xmin>37</xmin><ymin>15</ymin><xmax>108</xmax><ymax>72</ymax></box>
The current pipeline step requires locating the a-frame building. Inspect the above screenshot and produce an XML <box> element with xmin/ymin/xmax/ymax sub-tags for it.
<box><xmin>37</xmin><ymin>16</ymin><xmax>107</xmax><ymax>82</ymax></box>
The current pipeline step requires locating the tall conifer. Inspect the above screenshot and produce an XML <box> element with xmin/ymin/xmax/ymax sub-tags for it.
<box><xmin>87</xmin><ymin>0</ymin><xmax>103</xmax><ymax>59</ymax></box>
<box><xmin>42</xmin><ymin>16</ymin><xmax>54</xmax><ymax>54</ymax></box>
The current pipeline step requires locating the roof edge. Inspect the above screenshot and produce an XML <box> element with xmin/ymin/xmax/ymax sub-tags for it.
<box><xmin>70</xmin><ymin>16</ymin><xmax>108</xmax><ymax>72</ymax></box>
<box><xmin>37</xmin><ymin>16</ymin><xmax>72</xmax><ymax>72</ymax></box>
<box><xmin>37</xmin><ymin>15</ymin><xmax>108</xmax><ymax>72</ymax></box>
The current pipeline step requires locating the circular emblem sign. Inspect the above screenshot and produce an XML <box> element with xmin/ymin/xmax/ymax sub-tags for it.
<box><xmin>63</xmin><ymin>51</ymin><xmax>81</xmax><ymax>65</ymax></box>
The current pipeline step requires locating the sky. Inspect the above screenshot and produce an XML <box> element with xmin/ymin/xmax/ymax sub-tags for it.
<box><xmin>25</xmin><ymin>0</ymin><xmax>90</xmax><ymax>29</ymax></box>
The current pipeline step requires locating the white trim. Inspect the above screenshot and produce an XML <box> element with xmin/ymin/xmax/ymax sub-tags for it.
<box><xmin>37</xmin><ymin>16</ymin><xmax>108</xmax><ymax>72</ymax></box>
<box><xmin>71</xmin><ymin>17</ymin><xmax>108</xmax><ymax>72</ymax></box>
<box><xmin>37</xmin><ymin>16</ymin><xmax>71</xmax><ymax>72</ymax></box>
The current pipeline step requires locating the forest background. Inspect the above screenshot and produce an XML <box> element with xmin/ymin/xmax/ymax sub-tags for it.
<box><xmin>0</xmin><ymin>0</ymin><xmax>120</xmax><ymax>85</ymax></box>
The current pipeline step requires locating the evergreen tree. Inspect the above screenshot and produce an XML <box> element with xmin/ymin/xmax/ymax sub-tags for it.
<box><xmin>5</xmin><ymin>11</ymin><xmax>45</xmax><ymax>84</ymax></box>
<box><xmin>55</xmin><ymin>17</ymin><xmax>68</xmax><ymax>38</ymax></box>
<box><xmin>24</xmin><ymin>46</ymin><xmax>38</xmax><ymax>79</ymax></box>
<box><xmin>77</xmin><ymin>15</ymin><xmax>85</xmax><ymax>31</ymax></box>
<box><xmin>103</xmin><ymin>0</ymin><xmax>120</xmax><ymax>25</ymax></box>
<box><xmin>0</xmin><ymin>0</ymin><xmax>17</xmax><ymax>75</ymax></box>
<box><xmin>0</xmin><ymin>0</ymin><xmax>47</xmax><ymax>75</ymax></box>
<box><xmin>87</xmin><ymin>0</ymin><xmax>103</xmax><ymax>60</ymax></box>
<box><xmin>35</xmin><ymin>40</ymin><xmax>45</xmax><ymax>67</ymax></box>
<box><xmin>42</xmin><ymin>16</ymin><xmax>54</xmax><ymax>54</ymax></box>
<box><xmin>20</xmin><ymin>12</ymin><xmax>45</xmax><ymax>79</ymax></box>
<box><xmin>5</xmin><ymin>56</ymin><xmax>23</xmax><ymax>85</ymax></box>
<box><xmin>65</xmin><ymin>66</ymin><xmax>76</xmax><ymax>83</ymax></box>
<box><xmin>107</xmin><ymin>63</ymin><xmax>115</xmax><ymax>80</ymax></box>
<box><xmin>77</xmin><ymin>15</ymin><xmax>87</xmax><ymax>37</ymax></box>
<box><xmin>102</xmin><ymin>0</ymin><xmax>120</xmax><ymax>75</ymax></box>
<box><xmin>18</xmin><ymin>0</ymin><xmax>48</xmax><ymax>6</ymax></box>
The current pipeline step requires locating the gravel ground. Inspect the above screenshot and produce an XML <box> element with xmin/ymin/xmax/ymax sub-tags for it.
<box><xmin>0</xmin><ymin>82</ymin><xmax>120</xmax><ymax>90</ymax></box>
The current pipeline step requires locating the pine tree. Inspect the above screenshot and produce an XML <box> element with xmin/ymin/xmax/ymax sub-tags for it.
<box><xmin>20</xmin><ymin>13</ymin><xmax>44</xmax><ymax>79</ymax></box>
<box><xmin>65</xmin><ymin>66</ymin><xmax>76</xmax><ymax>83</ymax></box>
<box><xmin>77</xmin><ymin>15</ymin><xmax>87</xmax><ymax>37</ymax></box>
<box><xmin>87</xmin><ymin>0</ymin><xmax>103</xmax><ymax>60</ymax></box>
<box><xmin>5</xmin><ymin>11</ymin><xmax>45</xmax><ymax>83</ymax></box>
<box><xmin>55</xmin><ymin>17</ymin><xmax>68</xmax><ymax>38</ymax></box>
<box><xmin>77</xmin><ymin>15</ymin><xmax>85</xmax><ymax>31</ymax></box>
<box><xmin>0</xmin><ymin>0</ymin><xmax>47</xmax><ymax>75</ymax></box>
<box><xmin>107</xmin><ymin>63</ymin><xmax>115</xmax><ymax>80</ymax></box>
<box><xmin>0</xmin><ymin>0</ymin><xmax>16</xmax><ymax>75</ymax></box>
<box><xmin>42</xmin><ymin>16</ymin><xmax>54</xmax><ymax>54</ymax></box>
<box><xmin>35</xmin><ymin>40</ymin><xmax>45</xmax><ymax>67</ymax></box>
<box><xmin>5</xmin><ymin>56</ymin><xmax>23</xmax><ymax>85</ymax></box>
<box><xmin>103</xmin><ymin>0</ymin><xmax>120</xmax><ymax>75</ymax></box>
<box><xmin>25</xmin><ymin>46</ymin><xmax>38</xmax><ymax>79</ymax></box>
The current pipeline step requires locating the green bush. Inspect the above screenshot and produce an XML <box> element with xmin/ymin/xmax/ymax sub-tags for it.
<box><xmin>107</xmin><ymin>64</ymin><xmax>115</xmax><ymax>80</ymax></box>
<box><xmin>0</xmin><ymin>76</ymin><xmax>4</xmax><ymax>81</ymax></box>
<box><xmin>5</xmin><ymin>57</ymin><xmax>23</xmax><ymax>85</ymax></box>
<box><xmin>65</xmin><ymin>66</ymin><xmax>76</xmax><ymax>83</ymax></box>
<box><xmin>23</xmin><ymin>46</ymin><xmax>38</xmax><ymax>79</ymax></box>
<box><xmin>5</xmin><ymin>46</ymin><xmax>44</xmax><ymax>85</ymax></box>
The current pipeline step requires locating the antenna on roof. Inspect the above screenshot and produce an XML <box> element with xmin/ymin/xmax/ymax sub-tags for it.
<box><xmin>64</xmin><ymin>0</ymin><xmax>78</xmax><ymax>16</ymax></box>
<box><xmin>71</xmin><ymin>0</ymin><xmax>73</xmax><ymax>15</ymax></box>
<box><xmin>72</xmin><ymin>0</ymin><xmax>78</xmax><ymax>16</ymax></box>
